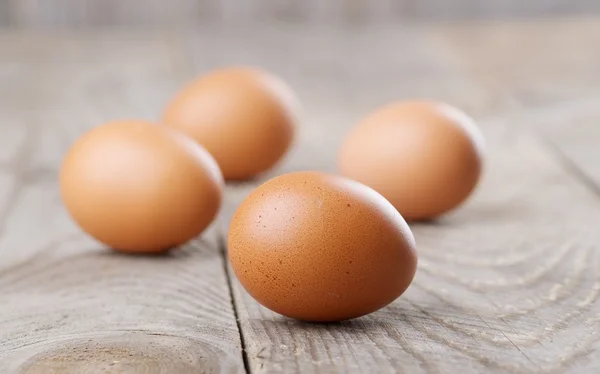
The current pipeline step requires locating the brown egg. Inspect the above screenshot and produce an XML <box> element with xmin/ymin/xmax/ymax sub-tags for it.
<box><xmin>163</xmin><ymin>66</ymin><xmax>298</xmax><ymax>181</ymax></box>
<box><xmin>228</xmin><ymin>171</ymin><xmax>417</xmax><ymax>322</ymax></box>
<box><xmin>60</xmin><ymin>120</ymin><xmax>223</xmax><ymax>253</ymax></box>
<box><xmin>338</xmin><ymin>100</ymin><xmax>484</xmax><ymax>221</ymax></box>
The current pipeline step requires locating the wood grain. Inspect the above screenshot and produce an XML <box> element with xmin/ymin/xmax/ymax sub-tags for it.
<box><xmin>0</xmin><ymin>32</ymin><xmax>244</xmax><ymax>373</ymax></box>
<box><xmin>205</xmin><ymin>21</ymin><xmax>600</xmax><ymax>373</ymax></box>
<box><xmin>432</xmin><ymin>18</ymin><xmax>600</xmax><ymax>113</ymax></box>
<box><xmin>534</xmin><ymin>96</ymin><xmax>600</xmax><ymax>191</ymax></box>
<box><xmin>2</xmin><ymin>18</ymin><xmax>600</xmax><ymax>373</ymax></box>
<box><xmin>220</xmin><ymin>112</ymin><xmax>600</xmax><ymax>374</ymax></box>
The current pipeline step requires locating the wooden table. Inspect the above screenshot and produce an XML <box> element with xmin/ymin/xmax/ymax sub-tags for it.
<box><xmin>2</xmin><ymin>17</ymin><xmax>600</xmax><ymax>373</ymax></box>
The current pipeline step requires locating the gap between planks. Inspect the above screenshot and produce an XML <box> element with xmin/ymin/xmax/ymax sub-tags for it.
<box><xmin>218</xmin><ymin>220</ymin><xmax>252</xmax><ymax>374</ymax></box>
<box><xmin>217</xmin><ymin>105</ymin><xmax>600</xmax><ymax>373</ymax></box>
<box><xmin>0</xmin><ymin>32</ymin><xmax>246</xmax><ymax>374</ymax></box>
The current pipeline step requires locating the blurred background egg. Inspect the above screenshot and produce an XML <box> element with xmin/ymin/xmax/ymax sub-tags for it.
<box><xmin>60</xmin><ymin>120</ymin><xmax>223</xmax><ymax>254</ymax></box>
<box><xmin>228</xmin><ymin>171</ymin><xmax>417</xmax><ymax>322</ymax></box>
<box><xmin>338</xmin><ymin>100</ymin><xmax>485</xmax><ymax>221</ymax></box>
<box><xmin>163</xmin><ymin>66</ymin><xmax>299</xmax><ymax>181</ymax></box>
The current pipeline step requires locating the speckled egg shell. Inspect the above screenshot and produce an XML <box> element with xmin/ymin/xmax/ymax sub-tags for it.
<box><xmin>228</xmin><ymin>171</ymin><xmax>417</xmax><ymax>322</ymax></box>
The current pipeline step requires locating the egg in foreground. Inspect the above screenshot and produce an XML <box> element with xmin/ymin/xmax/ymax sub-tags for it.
<box><xmin>163</xmin><ymin>66</ymin><xmax>298</xmax><ymax>181</ymax></box>
<box><xmin>60</xmin><ymin>120</ymin><xmax>223</xmax><ymax>253</ymax></box>
<box><xmin>228</xmin><ymin>171</ymin><xmax>417</xmax><ymax>322</ymax></box>
<box><xmin>338</xmin><ymin>100</ymin><xmax>484</xmax><ymax>221</ymax></box>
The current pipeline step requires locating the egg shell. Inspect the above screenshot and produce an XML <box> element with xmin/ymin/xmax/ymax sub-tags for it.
<box><xmin>338</xmin><ymin>100</ymin><xmax>484</xmax><ymax>221</ymax></box>
<box><xmin>228</xmin><ymin>171</ymin><xmax>417</xmax><ymax>322</ymax></box>
<box><xmin>60</xmin><ymin>120</ymin><xmax>223</xmax><ymax>253</ymax></box>
<box><xmin>163</xmin><ymin>66</ymin><xmax>298</xmax><ymax>181</ymax></box>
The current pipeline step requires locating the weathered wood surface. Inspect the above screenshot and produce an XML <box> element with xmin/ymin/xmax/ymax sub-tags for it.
<box><xmin>534</xmin><ymin>96</ymin><xmax>600</xmax><ymax>191</ymax></box>
<box><xmin>206</xmin><ymin>21</ymin><xmax>600</xmax><ymax>373</ymax></box>
<box><xmin>2</xmin><ymin>18</ymin><xmax>600</xmax><ymax>373</ymax></box>
<box><xmin>223</xmin><ymin>131</ymin><xmax>600</xmax><ymax>373</ymax></box>
<box><xmin>0</xmin><ymin>33</ymin><xmax>244</xmax><ymax>373</ymax></box>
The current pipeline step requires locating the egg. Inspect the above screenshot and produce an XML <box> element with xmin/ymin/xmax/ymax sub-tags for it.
<box><xmin>163</xmin><ymin>66</ymin><xmax>298</xmax><ymax>181</ymax></box>
<box><xmin>338</xmin><ymin>100</ymin><xmax>484</xmax><ymax>221</ymax></box>
<box><xmin>60</xmin><ymin>120</ymin><xmax>223</xmax><ymax>253</ymax></box>
<box><xmin>228</xmin><ymin>171</ymin><xmax>417</xmax><ymax>322</ymax></box>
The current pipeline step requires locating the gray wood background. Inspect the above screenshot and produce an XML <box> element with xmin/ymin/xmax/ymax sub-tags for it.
<box><xmin>3</xmin><ymin>7</ymin><xmax>600</xmax><ymax>374</ymax></box>
<box><xmin>1</xmin><ymin>0</ymin><xmax>600</xmax><ymax>28</ymax></box>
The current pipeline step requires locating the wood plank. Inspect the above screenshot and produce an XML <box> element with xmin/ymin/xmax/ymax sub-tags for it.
<box><xmin>0</xmin><ymin>32</ymin><xmax>245</xmax><ymax>373</ymax></box>
<box><xmin>433</xmin><ymin>18</ymin><xmax>600</xmax><ymax>112</ymax></box>
<box><xmin>180</xmin><ymin>19</ymin><xmax>600</xmax><ymax>134</ymax></box>
<box><xmin>2</xmin><ymin>19</ymin><xmax>599</xmax><ymax>373</ymax></box>
<box><xmin>221</xmin><ymin>127</ymin><xmax>600</xmax><ymax>373</ymax></box>
<box><xmin>533</xmin><ymin>96</ymin><xmax>600</xmax><ymax>194</ymax></box>
<box><xmin>199</xmin><ymin>23</ymin><xmax>600</xmax><ymax>372</ymax></box>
